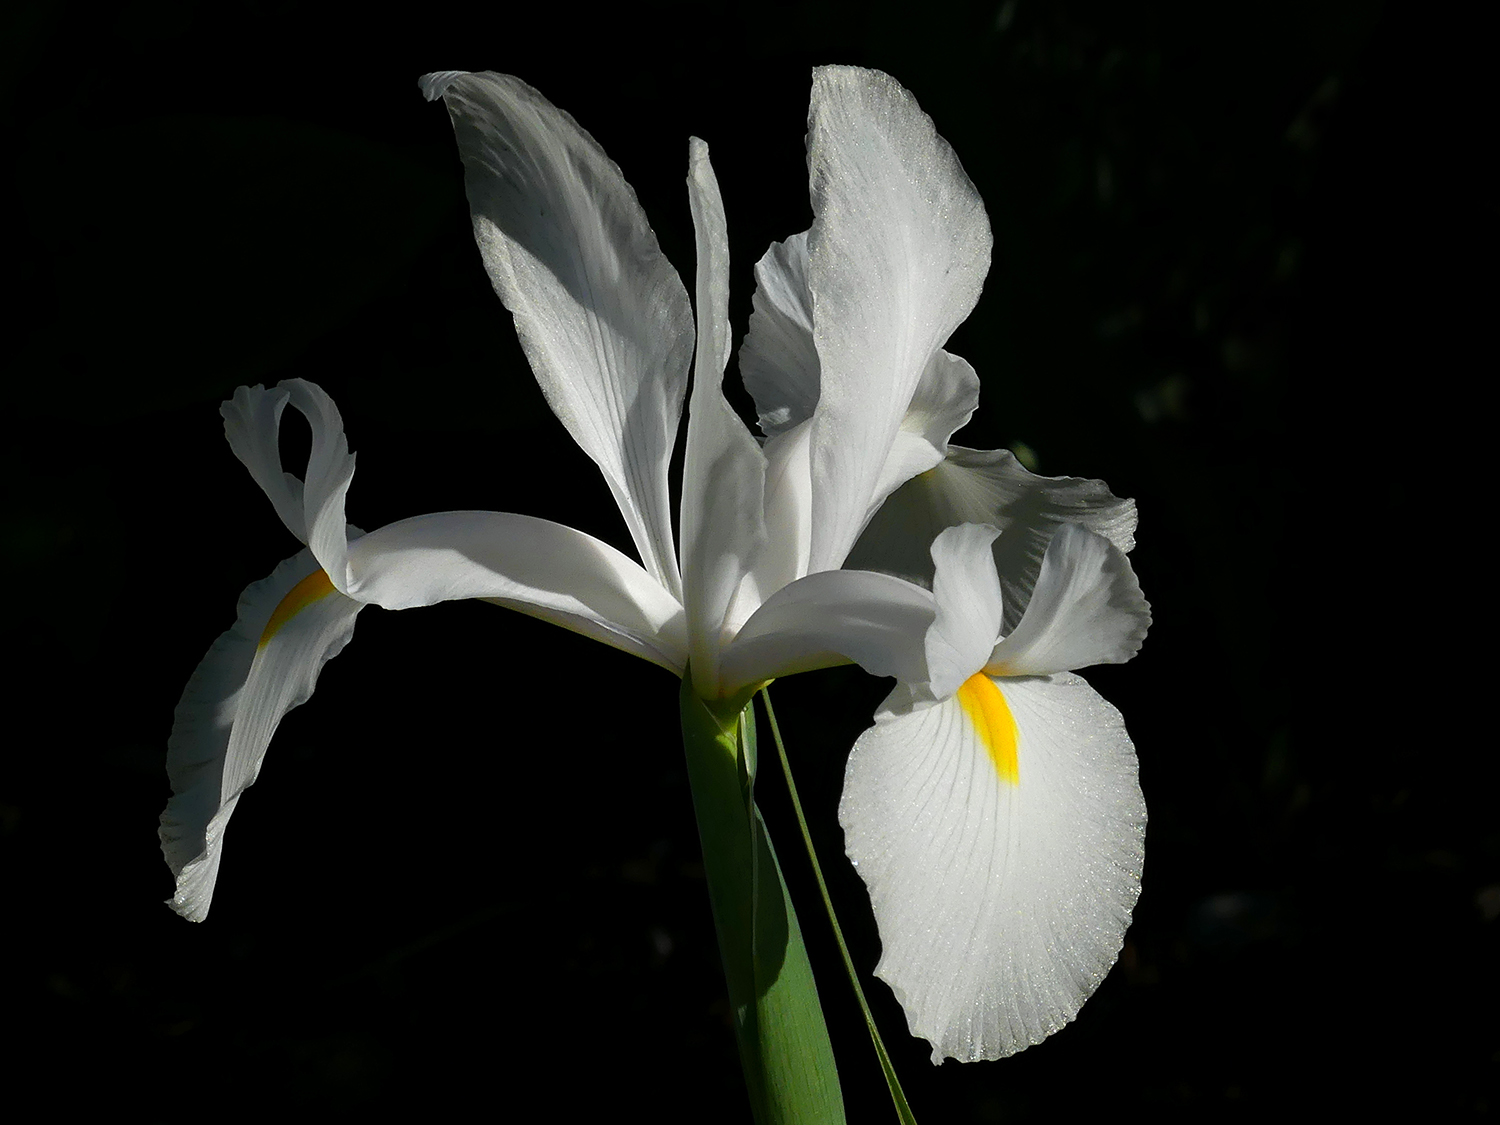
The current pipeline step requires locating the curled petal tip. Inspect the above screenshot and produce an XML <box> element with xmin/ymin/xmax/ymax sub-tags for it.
<box><xmin>419</xmin><ymin>71</ymin><xmax>468</xmax><ymax>101</ymax></box>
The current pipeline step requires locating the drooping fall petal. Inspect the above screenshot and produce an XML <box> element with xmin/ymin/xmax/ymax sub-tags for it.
<box><xmin>840</xmin><ymin>672</ymin><xmax>1145</xmax><ymax>1062</ymax></box>
<box><xmin>160</xmin><ymin>546</ymin><xmax>364</xmax><ymax>921</ymax></box>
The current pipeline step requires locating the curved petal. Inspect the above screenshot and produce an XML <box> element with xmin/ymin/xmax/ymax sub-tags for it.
<box><xmin>839</xmin><ymin>672</ymin><xmax>1145</xmax><ymax>1062</ymax></box>
<box><xmin>681</xmin><ymin>139</ymin><xmax>768</xmax><ymax>695</ymax></box>
<box><xmin>924</xmin><ymin>523</ymin><xmax>1003</xmax><ymax>699</ymax></box>
<box><xmin>346</xmin><ymin>510</ymin><xmax>688</xmax><ymax>675</ymax></box>
<box><xmin>718</xmin><ymin>569</ymin><xmax>934</xmax><ymax>693</ymax></box>
<box><xmin>738</xmin><ymin>231</ymin><xmax>818</xmax><ymax>437</ymax></box>
<box><xmin>847</xmin><ymin>446</ymin><xmax>1138</xmax><ymax>634</ymax></box>
<box><xmin>160</xmin><ymin>546</ymin><xmax>365</xmax><ymax>922</ymax></box>
<box><xmin>221</xmin><ymin>380</ymin><xmax>356</xmax><ymax>590</ymax></box>
<box><xmin>987</xmin><ymin>524</ymin><xmax>1150</xmax><ymax>677</ymax></box>
<box><xmin>804</xmin><ymin>66</ymin><xmax>992</xmax><ymax>572</ymax></box>
<box><xmin>421</xmin><ymin>71</ymin><xmax>690</xmax><ymax>601</ymax></box>
<box><xmin>867</xmin><ymin>349</ymin><xmax>982</xmax><ymax>529</ymax></box>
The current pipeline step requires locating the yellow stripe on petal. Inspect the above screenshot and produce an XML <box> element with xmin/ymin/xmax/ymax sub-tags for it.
<box><xmin>956</xmin><ymin>672</ymin><xmax>1019</xmax><ymax>785</ymax></box>
<box><xmin>259</xmin><ymin>569</ymin><xmax>335</xmax><ymax>648</ymax></box>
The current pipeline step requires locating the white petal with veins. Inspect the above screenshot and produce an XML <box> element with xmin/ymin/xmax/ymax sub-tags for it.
<box><xmin>840</xmin><ymin>672</ymin><xmax>1145</xmax><ymax>1062</ymax></box>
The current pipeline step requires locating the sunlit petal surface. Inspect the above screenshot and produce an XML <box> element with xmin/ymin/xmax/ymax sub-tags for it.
<box><xmin>840</xmin><ymin>673</ymin><xmax>1145</xmax><ymax>1062</ymax></box>
<box><xmin>720</xmin><ymin>569</ymin><xmax>934</xmax><ymax>691</ymax></box>
<box><xmin>804</xmin><ymin>66</ymin><xmax>992</xmax><ymax>572</ymax></box>
<box><xmin>681</xmin><ymin>139</ymin><xmax>768</xmax><ymax>694</ymax></box>
<box><xmin>422</xmin><ymin>71</ymin><xmax>691</xmax><ymax>600</ymax></box>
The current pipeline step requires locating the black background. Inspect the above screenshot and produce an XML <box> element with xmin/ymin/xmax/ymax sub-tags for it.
<box><xmin>5</xmin><ymin>1</ymin><xmax>1490</xmax><ymax>1120</ymax></box>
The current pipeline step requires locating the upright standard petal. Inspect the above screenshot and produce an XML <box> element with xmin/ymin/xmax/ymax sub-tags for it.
<box><xmin>848</xmin><ymin>447</ymin><xmax>1138</xmax><ymax>633</ymax></box>
<box><xmin>422</xmin><ymin>71</ymin><xmax>692</xmax><ymax>601</ymax></box>
<box><xmin>804</xmin><ymin>66</ymin><xmax>992</xmax><ymax>572</ymax></box>
<box><xmin>160</xmin><ymin>546</ymin><xmax>364</xmax><ymax>921</ymax></box>
<box><xmin>840</xmin><ymin>672</ymin><xmax>1145</xmax><ymax>1062</ymax></box>
<box><xmin>680</xmin><ymin>139</ymin><xmax>768</xmax><ymax>696</ymax></box>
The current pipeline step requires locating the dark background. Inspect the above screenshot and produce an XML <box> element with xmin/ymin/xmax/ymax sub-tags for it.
<box><xmin>5</xmin><ymin>1</ymin><xmax>1490</xmax><ymax>1120</ymax></box>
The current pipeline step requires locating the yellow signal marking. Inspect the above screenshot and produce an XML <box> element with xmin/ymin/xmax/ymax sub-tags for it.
<box><xmin>258</xmin><ymin>569</ymin><xmax>335</xmax><ymax>647</ymax></box>
<box><xmin>956</xmin><ymin>672</ymin><xmax>1019</xmax><ymax>785</ymax></box>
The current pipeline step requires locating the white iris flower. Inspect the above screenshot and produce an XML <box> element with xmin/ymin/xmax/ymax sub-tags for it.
<box><xmin>158</xmin><ymin>65</ymin><xmax>1146</xmax><ymax>1067</ymax></box>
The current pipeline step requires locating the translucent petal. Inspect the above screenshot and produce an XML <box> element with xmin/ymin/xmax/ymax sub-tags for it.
<box><xmin>160</xmin><ymin>546</ymin><xmax>364</xmax><ymax>921</ymax></box>
<box><xmin>987</xmin><ymin>524</ymin><xmax>1150</xmax><ymax>676</ymax></box>
<box><xmin>346</xmin><ymin>510</ymin><xmax>688</xmax><ymax>675</ymax></box>
<box><xmin>681</xmin><ymin>139</ymin><xmax>768</xmax><ymax>695</ymax></box>
<box><xmin>804</xmin><ymin>66</ymin><xmax>991</xmax><ymax>572</ymax></box>
<box><xmin>738</xmin><ymin>231</ymin><xmax>817</xmax><ymax>437</ymax></box>
<box><xmin>840</xmin><ymin>673</ymin><xmax>1145</xmax><ymax>1062</ymax></box>
<box><xmin>422</xmin><ymin>70</ymin><xmax>690</xmax><ymax>600</ymax></box>
<box><xmin>848</xmin><ymin>446</ymin><xmax>1138</xmax><ymax>633</ymax></box>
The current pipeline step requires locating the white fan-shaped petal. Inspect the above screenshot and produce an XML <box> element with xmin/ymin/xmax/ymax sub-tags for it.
<box><xmin>848</xmin><ymin>446</ymin><xmax>1138</xmax><ymax>633</ymax></box>
<box><xmin>804</xmin><ymin>66</ymin><xmax>992</xmax><ymax>572</ymax></box>
<box><xmin>738</xmin><ymin>231</ymin><xmax>818</xmax><ymax>437</ymax></box>
<box><xmin>681</xmin><ymin>139</ymin><xmax>768</xmax><ymax>695</ymax></box>
<box><xmin>924</xmin><ymin>523</ymin><xmax>1004</xmax><ymax>699</ymax></box>
<box><xmin>160</xmin><ymin>546</ymin><xmax>365</xmax><ymax>922</ymax></box>
<box><xmin>840</xmin><ymin>673</ymin><xmax>1145</xmax><ymax>1062</ymax></box>
<box><xmin>988</xmin><ymin>524</ymin><xmax>1150</xmax><ymax>676</ymax></box>
<box><xmin>422</xmin><ymin>70</ymin><xmax>690</xmax><ymax>601</ymax></box>
<box><xmin>346</xmin><ymin>510</ymin><xmax>688</xmax><ymax>675</ymax></box>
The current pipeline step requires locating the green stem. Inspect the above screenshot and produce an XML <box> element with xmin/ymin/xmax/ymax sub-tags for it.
<box><xmin>678</xmin><ymin>679</ymin><xmax>846</xmax><ymax>1125</ymax></box>
<box><xmin>759</xmin><ymin>688</ymin><xmax>919</xmax><ymax>1125</ymax></box>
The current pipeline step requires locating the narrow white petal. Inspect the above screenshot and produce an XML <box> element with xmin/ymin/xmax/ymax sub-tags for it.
<box><xmin>840</xmin><ymin>673</ymin><xmax>1145</xmax><ymax>1062</ymax></box>
<box><xmin>283</xmin><ymin>379</ymin><xmax>354</xmax><ymax>589</ymax></box>
<box><xmin>987</xmin><ymin>524</ymin><xmax>1150</xmax><ymax>676</ymax></box>
<box><xmin>738</xmin><ymin>231</ymin><xmax>818</xmax><ymax>437</ymax></box>
<box><xmin>160</xmin><ymin>547</ymin><xmax>365</xmax><ymax>922</ymax></box>
<box><xmin>346</xmin><ymin>510</ymin><xmax>688</xmax><ymax>675</ymax></box>
<box><xmin>848</xmin><ymin>446</ymin><xmax>1138</xmax><ymax>633</ymax></box>
<box><xmin>804</xmin><ymin>66</ymin><xmax>991</xmax><ymax>572</ymax></box>
<box><xmin>681</xmin><ymin>139</ymin><xmax>768</xmax><ymax>694</ymax></box>
<box><xmin>422</xmin><ymin>71</ymin><xmax>690</xmax><ymax>600</ymax></box>
<box><xmin>220</xmin><ymin>379</ymin><xmax>357</xmax><ymax>591</ymax></box>
<box><xmin>924</xmin><ymin>523</ymin><xmax>1004</xmax><ymax>699</ymax></box>
<box><xmin>719</xmin><ymin>569</ymin><xmax>933</xmax><ymax>693</ymax></box>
